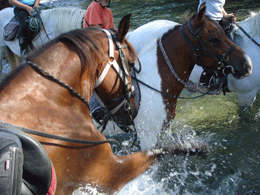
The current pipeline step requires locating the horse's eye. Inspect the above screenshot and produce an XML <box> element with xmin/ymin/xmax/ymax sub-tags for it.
<box><xmin>210</xmin><ymin>38</ymin><xmax>220</xmax><ymax>43</ymax></box>
<box><xmin>129</xmin><ymin>62</ymin><xmax>135</xmax><ymax>67</ymax></box>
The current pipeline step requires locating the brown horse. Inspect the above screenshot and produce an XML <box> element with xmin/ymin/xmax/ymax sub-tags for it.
<box><xmin>99</xmin><ymin>3</ymin><xmax>253</xmax><ymax>150</ymax></box>
<box><xmin>0</xmin><ymin>15</ymin><xmax>208</xmax><ymax>194</ymax></box>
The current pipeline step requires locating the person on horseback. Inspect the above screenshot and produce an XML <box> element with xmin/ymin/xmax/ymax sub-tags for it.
<box><xmin>8</xmin><ymin>0</ymin><xmax>40</xmax><ymax>55</ymax></box>
<box><xmin>198</xmin><ymin>0</ymin><xmax>243</xmax><ymax>46</ymax></box>
<box><xmin>83</xmin><ymin>0</ymin><xmax>115</xmax><ymax>29</ymax></box>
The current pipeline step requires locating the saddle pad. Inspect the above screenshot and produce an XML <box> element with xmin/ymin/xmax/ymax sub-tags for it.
<box><xmin>3</xmin><ymin>16</ymin><xmax>19</xmax><ymax>41</ymax></box>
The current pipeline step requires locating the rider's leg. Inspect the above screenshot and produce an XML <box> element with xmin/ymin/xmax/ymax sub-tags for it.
<box><xmin>14</xmin><ymin>7</ymin><xmax>31</xmax><ymax>56</ymax></box>
<box><xmin>220</xmin><ymin>19</ymin><xmax>244</xmax><ymax>47</ymax></box>
<box><xmin>0</xmin><ymin>132</ymin><xmax>23</xmax><ymax>195</ymax></box>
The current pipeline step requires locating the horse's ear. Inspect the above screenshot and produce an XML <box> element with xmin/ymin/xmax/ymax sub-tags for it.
<box><xmin>197</xmin><ymin>2</ymin><xmax>206</xmax><ymax>26</ymax></box>
<box><xmin>117</xmin><ymin>14</ymin><xmax>131</xmax><ymax>43</ymax></box>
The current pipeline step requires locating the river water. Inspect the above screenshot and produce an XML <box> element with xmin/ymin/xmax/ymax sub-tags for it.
<box><xmin>3</xmin><ymin>0</ymin><xmax>260</xmax><ymax>194</ymax></box>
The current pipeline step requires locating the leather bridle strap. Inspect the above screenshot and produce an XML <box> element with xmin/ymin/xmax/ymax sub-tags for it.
<box><xmin>180</xmin><ymin>19</ymin><xmax>237</xmax><ymax>67</ymax></box>
<box><xmin>93</xmin><ymin>29</ymin><xmax>134</xmax><ymax>114</ymax></box>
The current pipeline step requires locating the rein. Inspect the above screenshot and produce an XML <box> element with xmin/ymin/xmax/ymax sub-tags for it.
<box><xmin>131</xmin><ymin>73</ymin><xmax>209</xmax><ymax>100</ymax></box>
<box><xmin>26</xmin><ymin>61</ymin><xmax>90</xmax><ymax>109</ymax></box>
<box><xmin>20</xmin><ymin>61</ymin><xmax>121</xmax><ymax>146</ymax></box>
<box><xmin>0</xmin><ymin>120</ymin><xmax>120</xmax><ymax>146</ymax></box>
<box><xmin>15</xmin><ymin>30</ymin><xmax>134</xmax><ymax>146</ymax></box>
<box><xmin>234</xmin><ymin>22</ymin><xmax>260</xmax><ymax>48</ymax></box>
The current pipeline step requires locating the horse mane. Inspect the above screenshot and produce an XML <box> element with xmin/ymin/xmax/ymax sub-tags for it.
<box><xmin>41</xmin><ymin>7</ymin><xmax>86</xmax><ymax>33</ymax></box>
<box><xmin>182</xmin><ymin>10</ymin><xmax>191</xmax><ymax>24</ymax></box>
<box><xmin>161</xmin><ymin>25</ymin><xmax>181</xmax><ymax>41</ymax></box>
<box><xmin>0</xmin><ymin>28</ymin><xmax>104</xmax><ymax>92</ymax></box>
<box><xmin>28</xmin><ymin>27</ymin><xmax>104</xmax><ymax>67</ymax></box>
<box><xmin>240</xmin><ymin>10</ymin><xmax>260</xmax><ymax>38</ymax></box>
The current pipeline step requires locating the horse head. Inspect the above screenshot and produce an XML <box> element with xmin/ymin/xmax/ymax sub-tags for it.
<box><xmin>185</xmin><ymin>3</ymin><xmax>252</xmax><ymax>79</ymax></box>
<box><xmin>92</xmin><ymin>14</ymin><xmax>138</xmax><ymax>129</ymax></box>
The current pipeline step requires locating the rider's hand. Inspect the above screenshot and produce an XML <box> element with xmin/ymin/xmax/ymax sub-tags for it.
<box><xmin>26</xmin><ymin>6</ymin><xmax>34</xmax><ymax>15</ymax></box>
<box><xmin>224</xmin><ymin>13</ymin><xmax>236</xmax><ymax>21</ymax></box>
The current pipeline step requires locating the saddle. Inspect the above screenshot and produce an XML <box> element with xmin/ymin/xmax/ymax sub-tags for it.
<box><xmin>0</xmin><ymin>125</ymin><xmax>56</xmax><ymax>195</ymax></box>
<box><xmin>3</xmin><ymin>8</ymin><xmax>43</xmax><ymax>41</ymax></box>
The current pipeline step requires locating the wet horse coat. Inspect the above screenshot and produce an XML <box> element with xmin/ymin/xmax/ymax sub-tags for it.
<box><xmin>0</xmin><ymin>15</ymin><xmax>208</xmax><ymax>194</ymax></box>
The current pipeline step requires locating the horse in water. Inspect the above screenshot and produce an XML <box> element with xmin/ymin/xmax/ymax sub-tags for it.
<box><xmin>226</xmin><ymin>11</ymin><xmax>260</xmax><ymax>107</ymax></box>
<box><xmin>189</xmin><ymin>10</ymin><xmax>260</xmax><ymax>107</ymax></box>
<box><xmin>0</xmin><ymin>15</ymin><xmax>208</xmax><ymax>194</ymax></box>
<box><xmin>0</xmin><ymin>7</ymin><xmax>86</xmax><ymax>76</ymax></box>
<box><xmin>96</xmin><ymin>3</ymin><xmax>252</xmax><ymax>150</ymax></box>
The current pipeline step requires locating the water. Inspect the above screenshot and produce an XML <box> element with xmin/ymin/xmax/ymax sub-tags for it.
<box><xmin>2</xmin><ymin>0</ymin><xmax>260</xmax><ymax>194</ymax></box>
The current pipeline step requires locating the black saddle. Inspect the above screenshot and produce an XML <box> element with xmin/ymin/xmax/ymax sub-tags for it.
<box><xmin>0</xmin><ymin>126</ymin><xmax>54</xmax><ymax>195</ymax></box>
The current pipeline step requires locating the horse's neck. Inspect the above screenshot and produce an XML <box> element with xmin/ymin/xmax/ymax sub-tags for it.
<box><xmin>41</xmin><ymin>8</ymin><xmax>85</xmax><ymax>34</ymax></box>
<box><xmin>163</xmin><ymin>30</ymin><xmax>195</xmax><ymax>81</ymax></box>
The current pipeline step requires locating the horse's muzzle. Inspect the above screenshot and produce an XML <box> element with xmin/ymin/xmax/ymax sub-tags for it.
<box><xmin>233</xmin><ymin>54</ymin><xmax>252</xmax><ymax>79</ymax></box>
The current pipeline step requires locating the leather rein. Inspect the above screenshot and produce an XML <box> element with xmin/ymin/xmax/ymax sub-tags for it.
<box><xmin>7</xmin><ymin>29</ymin><xmax>134</xmax><ymax>146</ymax></box>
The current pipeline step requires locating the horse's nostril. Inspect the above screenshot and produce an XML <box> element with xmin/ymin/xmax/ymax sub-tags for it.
<box><xmin>242</xmin><ymin>54</ymin><xmax>253</xmax><ymax>77</ymax></box>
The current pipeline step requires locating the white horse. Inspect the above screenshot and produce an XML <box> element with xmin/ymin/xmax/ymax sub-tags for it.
<box><xmin>191</xmin><ymin>11</ymin><xmax>260</xmax><ymax>107</ymax></box>
<box><xmin>99</xmin><ymin>20</ymin><xmax>180</xmax><ymax>150</ymax></box>
<box><xmin>98</xmin><ymin>11</ymin><xmax>253</xmax><ymax>150</ymax></box>
<box><xmin>0</xmin><ymin>7</ymin><xmax>86</xmax><ymax>73</ymax></box>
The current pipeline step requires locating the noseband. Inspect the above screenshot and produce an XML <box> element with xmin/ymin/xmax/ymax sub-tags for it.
<box><xmin>179</xmin><ymin>19</ymin><xmax>236</xmax><ymax>75</ymax></box>
<box><xmin>92</xmin><ymin>29</ymin><xmax>135</xmax><ymax>127</ymax></box>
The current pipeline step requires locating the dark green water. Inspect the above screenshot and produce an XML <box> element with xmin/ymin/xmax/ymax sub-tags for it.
<box><xmin>50</xmin><ymin>0</ymin><xmax>260</xmax><ymax>194</ymax></box>
<box><xmin>79</xmin><ymin>0</ymin><xmax>260</xmax><ymax>29</ymax></box>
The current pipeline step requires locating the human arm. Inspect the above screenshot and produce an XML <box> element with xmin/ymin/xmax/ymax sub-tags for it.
<box><xmin>8</xmin><ymin>0</ymin><xmax>34</xmax><ymax>14</ymax></box>
<box><xmin>33</xmin><ymin>0</ymin><xmax>40</xmax><ymax>9</ymax></box>
<box><xmin>222</xmin><ymin>8</ymin><xmax>236</xmax><ymax>21</ymax></box>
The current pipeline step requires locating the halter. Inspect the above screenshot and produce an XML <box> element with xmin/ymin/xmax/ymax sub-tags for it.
<box><xmin>92</xmin><ymin>29</ymin><xmax>135</xmax><ymax>127</ymax></box>
<box><xmin>179</xmin><ymin>19</ymin><xmax>236</xmax><ymax>75</ymax></box>
<box><xmin>159</xmin><ymin>19</ymin><xmax>237</xmax><ymax>93</ymax></box>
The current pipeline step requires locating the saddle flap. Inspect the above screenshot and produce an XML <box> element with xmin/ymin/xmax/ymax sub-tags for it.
<box><xmin>0</xmin><ymin>126</ymin><xmax>54</xmax><ymax>195</ymax></box>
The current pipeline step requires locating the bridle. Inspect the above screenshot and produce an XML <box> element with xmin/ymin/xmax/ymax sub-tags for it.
<box><xmin>179</xmin><ymin>19</ymin><xmax>237</xmax><ymax>76</ymax></box>
<box><xmin>158</xmin><ymin>18</ymin><xmax>238</xmax><ymax>93</ymax></box>
<box><xmin>91</xmin><ymin>29</ymin><xmax>136</xmax><ymax>130</ymax></box>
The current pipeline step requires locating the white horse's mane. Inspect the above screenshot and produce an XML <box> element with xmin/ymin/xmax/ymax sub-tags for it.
<box><xmin>41</xmin><ymin>7</ymin><xmax>86</xmax><ymax>34</ymax></box>
<box><xmin>240</xmin><ymin>10</ymin><xmax>260</xmax><ymax>38</ymax></box>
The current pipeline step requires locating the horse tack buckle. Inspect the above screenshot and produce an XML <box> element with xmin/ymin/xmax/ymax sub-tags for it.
<box><xmin>222</xmin><ymin>53</ymin><xmax>230</xmax><ymax>62</ymax></box>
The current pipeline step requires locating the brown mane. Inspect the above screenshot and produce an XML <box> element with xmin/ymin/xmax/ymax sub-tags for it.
<box><xmin>0</xmin><ymin>28</ymin><xmax>105</xmax><ymax>92</ymax></box>
<box><xmin>28</xmin><ymin>27</ymin><xmax>104</xmax><ymax>67</ymax></box>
